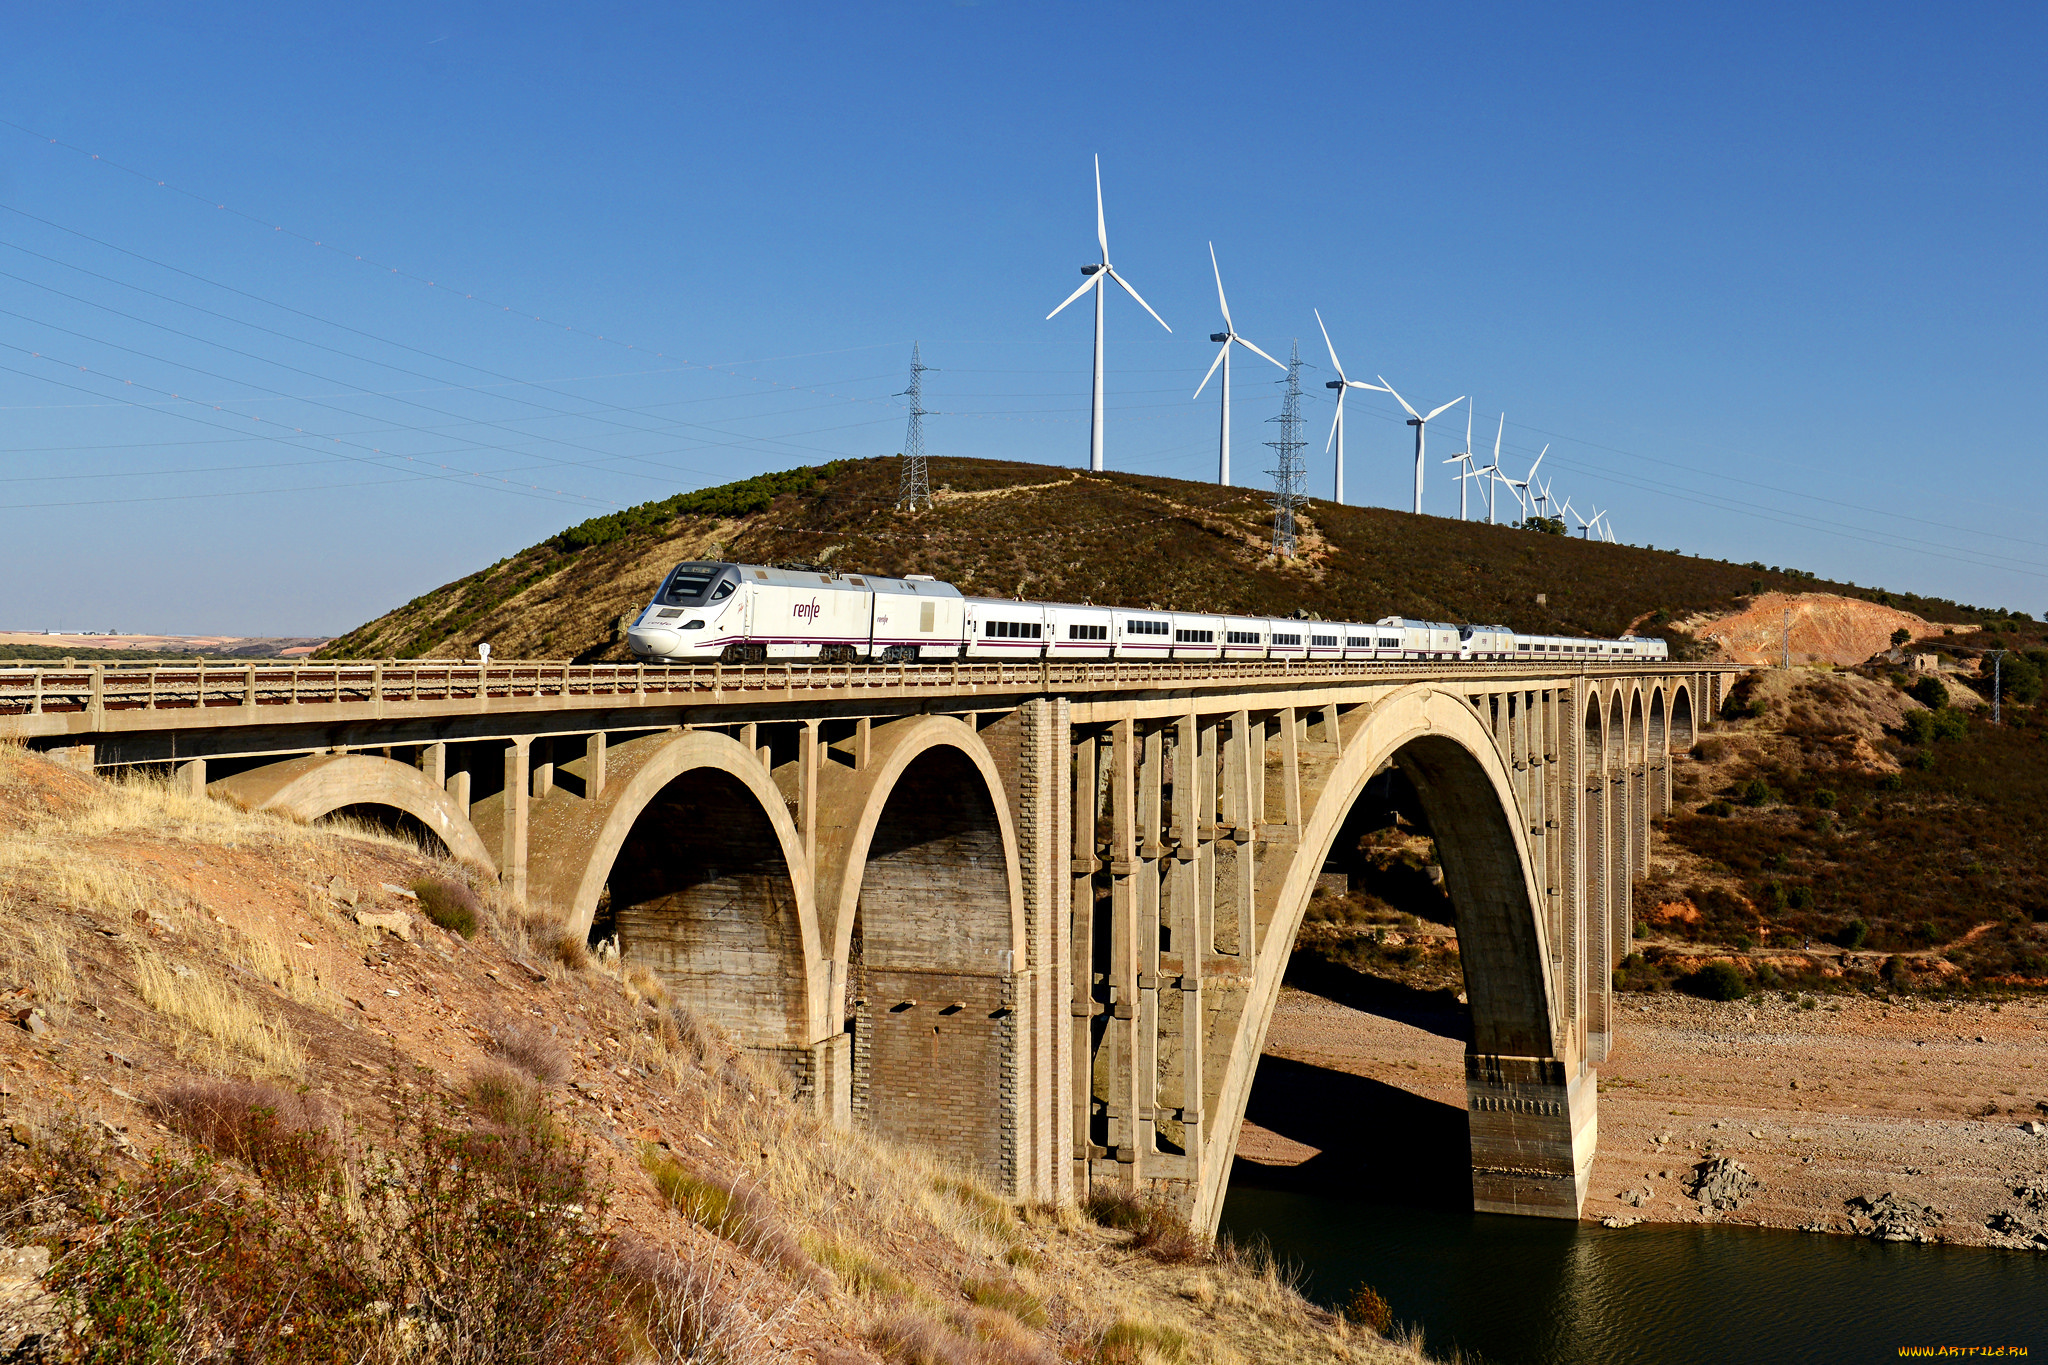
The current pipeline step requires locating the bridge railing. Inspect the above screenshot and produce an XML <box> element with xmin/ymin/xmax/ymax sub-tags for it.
<box><xmin>0</xmin><ymin>656</ymin><xmax>1712</xmax><ymax>721</ymax></box>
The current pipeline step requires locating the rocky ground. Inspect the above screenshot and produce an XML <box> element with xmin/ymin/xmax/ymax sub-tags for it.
<box><xmin>1236</xmin><ymin>984</ymin><xmax>2048</xmax><ymax>1250</ymax></box>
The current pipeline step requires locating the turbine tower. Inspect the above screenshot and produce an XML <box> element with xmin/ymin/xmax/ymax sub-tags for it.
<box><xmin>1193</xmin><ymin>243</ymin><xmax>1284</xmax><ymax>486</ymax></box>
<box><xmin>1046</xmin><ymin>156</ymin><xmax>1170</xmax><ymax>471</ymax></box>
<box><xmin>1442</xmin><ymin>404</ymin><xmax>1479</xmax><ymax>520</ymax></box>
<box><xmin>1378</xmin><ymin>378</ymin><xmax>1466</xmax><ymax>515</ymax></box>
<box><xmin>896</xmin><ymin>342</ymin><xmax>934</xmax><ymax>511</ymax></box>
<box><xmin>1314</xmin><ymin>310</ymin><xmax>1387</xmax><ymax>505</ymax></box>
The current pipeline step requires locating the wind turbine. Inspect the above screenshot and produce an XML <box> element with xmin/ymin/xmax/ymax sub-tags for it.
<box><xmin>1507</xmin><ymin>444</ymin><xmax>1548</xmax><ymax>524</ymax></box>
<box><xmin>1193</xmin><ymin>244</ymin><xmax>1284</xmax><ymax>485</ymax></box>
<box><xmin>1046</xmin><ymin>156</ymin><xmax>1170</xmax><ymax>471</ymax></box>
<box><xmin>1314</xmin><ymin>310</ymin><xmax>1387</xmax><ymax>504</ymax></box>
<box><xmin>1378</xmin><ymin>379</ymin><xmax>1466</xmax><ymax>515</ymax></box>
<box><xmin>1574</xmin><ymin>505</ymin><xmax>1601</xmax><ymax>539</ymax></box>
<box><xmin>1474</xmin><ymin>413</ymin><xmax>1508</xmax><ymax>525</ymax></box>
<box><xmin>1442</xmin><ymin>405</ymin><xmax>1480</xmax><ymax>520</ymax></box>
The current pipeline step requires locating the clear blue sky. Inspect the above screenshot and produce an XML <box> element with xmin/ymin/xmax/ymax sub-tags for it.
<box><xmin>2</xmin><ymin>2</ymin><xmax>2042</xmax><ymax>635</ymax></box>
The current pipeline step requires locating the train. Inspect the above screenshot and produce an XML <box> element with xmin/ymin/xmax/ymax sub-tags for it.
<box><xmin>625</xmin><ymin>561</ymin><xmax>1669</xmax><ymax>666</ymax></box>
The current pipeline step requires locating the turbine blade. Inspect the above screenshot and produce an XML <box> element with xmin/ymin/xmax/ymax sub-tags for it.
<box><xmin>1528</xmin><ymin>445</ymin><xmax>1548</xmax><ymax>477</ymax></box>
<box><xmin>1494</xmin><ymin>412</ymin><xmax>1505</xmax><ymax>461</ymax></box>
<box><xmin>1465</xmin><ymin>403</ymin><xmax>1473</xmax><ymax>451</ymax></box>
<box><xmin>1235</xmin><ymin>336</ymin><xmax>1286</xmax><ymax>370</ymax></box>
<box><xmin>1210</xmin><ymin>242</ymin><xmax>1232</xmax><ymax>331</ymax></box>
<box><xmin>1377</xmin><ymin>376</ymin><xmax>1421</xmax><ymax>420</ymax></box>
<box><xmin>1347</xmin><ymin>378</ymin><xmax>1390</xmax><ymax>392</ymax></box>
<box><xmin>1315</xmin><ymin>308</ymin><xmax>1346</xmax><ymax>382</ymax></box>
<box><xmin>1326</xmin><ymin>386</ymin><xmax>1345</xmax><ymax>452</ymax></box>
<box><xmin>1106</xmin><ymin>267</ymin><xmax>1171</xmax><ymax>332</ymax></box>
<box><xmin>1193</xmin><ymin>342</ymin><xmax>1228</xmax><ymax>399</ymax></box>
<box><xmin>1425</xmin><ymin>395</ymin><xmax>1467</xmax><ymax>423</ymax></box>
<box><xmin>1046</xmin><ymin>271</ymin><xmax>1100</xmax><ymax>320</ymax></box>
<box><xmin>1095</xmin><ymin>154</ymin><xmax>1108</xmax><ymax>261</ymax></box>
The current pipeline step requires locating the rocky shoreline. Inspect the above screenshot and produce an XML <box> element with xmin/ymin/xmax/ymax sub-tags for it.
<box><xmin>1236</xmin><ymin>985</ymin><xmax>2048</xmax><ymax>1250</ymax></box>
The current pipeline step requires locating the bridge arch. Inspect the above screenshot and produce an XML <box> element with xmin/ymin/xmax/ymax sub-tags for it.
<box><xmin>1648</xmin><ymin>688</ymin><xmax>1668</xmax><ymax>757</ymax></box>
<box><xmin>814</xmin><ymin>716</ymin><xmax>1025</xmax><ymax>1187</ymax></box>
<box><xmin>1201</xmin><ymin>684</ymin><xmax>1584</xmax><ymax>1232</ymax></box>
<box><xmin>209</xmin><ymin>753</ymin><xmax>494</xmax><ymax>871</ymax></box>
<box><xmin>532</xmin><ymin>729</ymin><xmax>825</xmax><ymax>1069</ymax></box>
<box><xmin>1670</xmin><ymin>683</ymin><xmax>1696</xmax><ymax>752</ymax></box>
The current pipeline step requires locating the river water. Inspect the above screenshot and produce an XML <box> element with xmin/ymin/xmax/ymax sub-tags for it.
<box><xmin>1219</xmin><ymin>1188</ymin><xmax>2048</xmax><ymax>1364</ymax></box>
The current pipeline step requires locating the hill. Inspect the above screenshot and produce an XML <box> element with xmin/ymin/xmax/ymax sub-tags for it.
<box><xmin>315</xmin><ymin>456</ymin><xmax>2017</xmax><ymax>662</ymax></box>
<box><xmin>0</xmin><ymin>746</ymin><xmax>1404</xmax><ymax>1363</ymax></box>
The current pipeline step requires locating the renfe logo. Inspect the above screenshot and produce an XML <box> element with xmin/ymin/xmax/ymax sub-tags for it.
<box><xmin>793</xmin><ymin>597</ymin><xmax>822</xmax><ymax>623</ymax></box>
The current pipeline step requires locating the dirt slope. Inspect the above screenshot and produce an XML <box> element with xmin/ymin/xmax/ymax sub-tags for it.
<box><xmin>316</xmin><ymin>456</ymin><xmax>1989</xmax><ymax>663</ymax></box>
<box><xmin>1680</xmin><ymin>591</ymin><xmax>1969</xmax><ymax>667</ymax></box>
<box><xmin>0</xmin><ymin>745</ymin><xmax>1409</xmax><ymax>1363</ymax></box>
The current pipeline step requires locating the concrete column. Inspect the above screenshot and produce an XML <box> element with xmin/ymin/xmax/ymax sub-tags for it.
<box><xmin>1563</xmin><ymin>681</ymin><xmax>1590</xmax><ymax>1057</ymax></box>
<box><xmin>1277</xmin><ymin>705</ymin><xmax>1301</xmax><ymax>833</ymax></box>
<box><xmin>1136</xmin><ymin>726</ymin><xmax>1164</xmax><ymax>1170</ymax></box>
<box><xmin>174</xmin><ymin>758</ymin><xmax>206</xmax><ymax>799</ymax></box>
<box><xmin>47</xmin><ymin>742</ymin><xmax>94</xmax><ymax>775</ymax></box>
<box><xmin>1070</xmin><ymin>731</ymin><xmax>1099</xmax><ymax>1193</ymax></box>
<box><xmin>855</xmin><ymin>716</ymin><xmax>872</xmax><ymax>771</ymax></box>
<box><xmin>419</xmin><ymin>741</ymin><xmax>447</xmax><ymax>787</ymax></box>
<box><xmin>1016</xmin><ymin>697</ymin><xmax>1069</xmax><ymax>1203</ymax></box>
<box><xmin>799</xmin><ymin>720</ymin><xmax>819</xmax><ymax>869</ymax></box>
<box><xmin>446</xmin><ymin>750</ymin><xmax>472</xmax><ymax>817</ymax></box>
<box><xmin>586</xmin><ymin>731</ymin><xmax>607</xmax><ymax>799</ymax></box>
<box><xmin>530</xmin><ymin>736</ymin><xmax>554</xmax><ymax>799</ymax></box>
<box><xmin>1107</xmin><ymin>718</ymin><xmax>1140</xmax><ymax>1179</ymax></box>
<box><xmin>502</xmin><ymin>738</ymin><xmax>531</xmax><ymax>909</ymax></box>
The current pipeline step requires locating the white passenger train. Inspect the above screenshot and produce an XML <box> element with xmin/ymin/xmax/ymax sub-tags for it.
<box><xmin>625</xmin><ymin>561</ymin><xmax>1669</xmax><ymax>665</ymax></box>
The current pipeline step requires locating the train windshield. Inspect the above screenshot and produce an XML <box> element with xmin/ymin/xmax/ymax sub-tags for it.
<box><xmin>659</xmin><ymin>563</ymin><xmax>734</xmax><ymax>606</ymax></box>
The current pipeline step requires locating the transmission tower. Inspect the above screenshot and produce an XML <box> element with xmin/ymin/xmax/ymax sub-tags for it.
<box><xmin>1265</xmin><ymin>340</ymin><xmax>1307</xmax><ymax>557</ymax></box>
<box><xmin>897</xmin><ymin>342</ymin><xmax>935</xmax><ymax>511</ymax></box>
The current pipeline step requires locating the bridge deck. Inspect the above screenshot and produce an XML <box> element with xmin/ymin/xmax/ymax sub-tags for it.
<box><xmin>0</xmin><ymin>657</ymin><xmax>1709</xmax><ymax>742</ymax></box>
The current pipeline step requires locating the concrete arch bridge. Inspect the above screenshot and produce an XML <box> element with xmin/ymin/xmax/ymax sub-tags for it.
<box><xmin>0</xmin><ymin>656</ymin><xmax>1731</xmax><ymax>1231</ymax></box>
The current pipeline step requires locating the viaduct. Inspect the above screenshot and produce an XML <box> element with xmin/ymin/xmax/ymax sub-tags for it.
<box><xmin>0</xmin><ymin>654</ymin><xmax>1738</xmax><ymax>1232</ymax></box>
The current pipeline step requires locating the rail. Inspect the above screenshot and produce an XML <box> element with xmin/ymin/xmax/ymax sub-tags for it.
<box><xmin>0</xmin><ymin>655</ymin><xmax>1723</xmax><ymax>729</ymax></box>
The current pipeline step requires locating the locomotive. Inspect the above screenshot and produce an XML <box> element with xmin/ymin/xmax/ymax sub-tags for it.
<box><xmin>625</xmin><ymin>561</ymin><xmax>1669</xmax><ymax>665</ymax></box>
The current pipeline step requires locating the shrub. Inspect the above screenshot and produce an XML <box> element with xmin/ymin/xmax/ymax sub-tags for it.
<box><xmin>488</xmin><ymin>1021</ymin><xmax>571</xmax><ymax>1085</ymax></box>
<box><xmin>413</xmin><ymin>875</ymin><xmax>481</xmax><ymax>938</ymax></box>
<box><xmin>1910</xmin><ymin>675</ymin><xmax>1948</xmax><ymax>709</ymax></box>
<box><xmin>1812</xmin><ymin>813</ymin><xmax>1835</xmax><ymax>838</ymax></box>
<box><xmin>1341</xmin><ymin>1282</ymin><xmax>1393</xmax><ymax>1333</ymax></box>
<box><xmin>1740</xmin><ymin>778</ymin><xmax>1773</xmax><ymax>807</ymax></box>
<box><xmin>1788</xmin><ymin>885</ymin><xmax>1815</xmax><ymax>910</ymax></box>
<box><xmin>1700</xmin><ymin>800</ymin><xmax>1734</xmax><ymax>817</ymax></box>
<box><xmin>149</xmin><ymin>1079</ymin><xmax>337</xmax><ymax>1189</ymax></box>
<box><xmin>1934</xmin><ymin>708</ymin><xmax>1969</xmax><ymax>741</ymax></box>
<box><xmin>1081</xmin><ymin>1187</ymin><xmax>1208</xmax><ymax>1263</ymax></box>
<box><xmin>1834</xmin><ymin>918</ymin><xmax>1870</xmax><ymax>950</ymax></box>
<box><xmin>1732</xmin><ymin>934</ymin><xmax>1754</xmax><ymax>951</ymax></box>
<box><xmin>1812</xmin><ymin>788</ymin><xmax>1838</xmax><ymax>810</ymax></box>
<box><xmin>1902</xmin><ymin>709</ymin><xmax>1938</xmax><ymax>745</ymax></box>
<box><xmin>1679</xmin><ymin>961</ymin><xmax>1748</xmax><ymax>1001</ymax></box>
<box><xmin>1692</xmin><ymin>737</ymin><xmax>1726</xmax><ymax>763</ymax></box>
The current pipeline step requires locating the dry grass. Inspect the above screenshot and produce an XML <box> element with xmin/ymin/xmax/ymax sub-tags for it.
<box><xmin>236</xmin><ymin>926</ymin><xmax>327</xmax><ymax>1010</ymax></box>
<box><xmin>488</xmin><ymin>1019</ymin><xmax>572</xmax><ymax>1084</ymax></box>
<box><xmin>133</xmin><ymin>946</ymin><xmax>303</xmax><ymax>1076</ymax></box>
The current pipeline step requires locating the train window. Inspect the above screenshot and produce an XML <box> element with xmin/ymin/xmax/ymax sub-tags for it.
<box><xmin>920</xmin><ymin>602</ymin><xmax>936</xmax><ymax>633</ymax></box>
<box><xmin>1174</xmin><ymin>628</ymin><xmax>1214</xmax><ymax>644</ymax></box>
<box><xmin>1126</xmin><ymin>619</ymin><xmax>1169</xmax><ymax>636</ymax></box>
<box><xmin>1347</xmin><ymin>636</ymin><xmax>1367</xmax><ymax>647</ymax></box>
<box><xmin>711</xmin><ymin>581</ymin><xmax>735</xmax><ymax>601</ymax></box>
<box><xmin>1273</xmin><ymin>633</ymin><xmax>1302</xmax><ymax>647</ymax></box>
<box><xmin>1379</xmin><ymin>638</ymin><xmax>1399</xmax><ymax>648</ymax></box>
<box><xmin>1067</xmin><ymin>623</ymin><xmax>1108</xmax><ymax>641</ymax></box>
<box><xmin>985</xmin><ymin>620</ymin><xmax>1043</xmax><ymax>639</ymax></box>
<box><xmin>1312</xmin><ymin>634</ymin><xmax>1338</xmax><ymax>647</ymax></box>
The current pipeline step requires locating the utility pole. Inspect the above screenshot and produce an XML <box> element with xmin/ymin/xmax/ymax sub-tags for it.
<box><xmin>1266</xmin><ymin>341</ymin><xmax>1306</xmax><ymax>557</ymax></box>
<box><xmin>1990</xmin><ymin>649</ymin><xmax>2008</xmax><ymax>725</ymax></box>
<box><xmin>896</xmin><ymin>342</ymin><xmax>934</xmax><ymax>511</ymax></box>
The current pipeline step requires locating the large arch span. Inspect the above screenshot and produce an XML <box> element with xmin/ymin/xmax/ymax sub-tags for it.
<box><xmin>1196</xmin><ymin>683</ymin><xmax>1591</xmax><ymax>1232</ymax></box>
